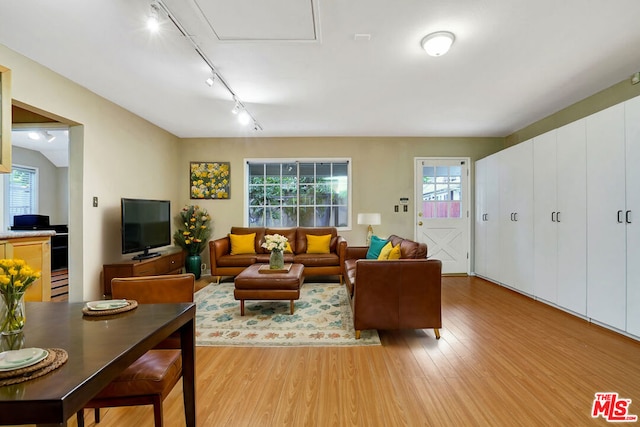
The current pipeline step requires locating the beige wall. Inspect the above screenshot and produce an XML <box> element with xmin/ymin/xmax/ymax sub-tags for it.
<box><xmin>179</xmin><ymin>136</ymin><xmax>503</xmax><ymax>266</ymax></box>
<box><xmin>1</xmin><ymin>44</ymin><xmax>181</xmax><ymax>301</ymax></box>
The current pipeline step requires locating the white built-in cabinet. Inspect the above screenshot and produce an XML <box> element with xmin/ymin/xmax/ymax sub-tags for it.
<box><xmin>532</xmin><ymin>121</ymin><xmax>587</xmax><ymax>315</ymax></box>
<box><xmin>625</xmin><ymin>96</ymin><xmax>640</xmax><ymax>337</ymax></box>
<box><xmin>498</xmin><ymin>141</ymin><xmax>534</xmax><ymax>294</ymax></box>
<box><xmin>475</xmin><ymin>94</ymin><xmax>640</xmax><ymax>339</ymax></box>
<box><xmin>474</xmin><ymin>155</ymin><xmax>500</xmax><ymax>280</ymax></box>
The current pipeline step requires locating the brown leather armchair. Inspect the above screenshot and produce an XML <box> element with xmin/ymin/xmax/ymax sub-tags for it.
<box><xmin>77</xmin><ymin>274</ymin><xmax>195</xmax><ymax>427</ymax></box>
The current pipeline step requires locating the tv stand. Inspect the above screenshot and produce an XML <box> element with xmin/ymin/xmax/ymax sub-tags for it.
<box><xmin>132</xmin><ymin>251</ymin><xmax>161</xmax><ymax>261</ymax></box>
<box><xmin>103</xmin><ymin>250</ymin><xmax>185</xmax><ymax>297</ymax></box>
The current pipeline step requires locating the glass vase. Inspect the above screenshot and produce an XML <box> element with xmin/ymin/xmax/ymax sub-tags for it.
<box><xmin>269</xmin><ymin>249</ymin><xmax>284</xmax><ymax>270</ymax></box>
<box><xmin>185</xmin><ymin>254</ymin><xmax>202</xmax><ymax>280</ymax></box>
<box><xmin>0</xmin><ymin>291</ymin><xmax>26</xmax><ymax>335</ymax></box>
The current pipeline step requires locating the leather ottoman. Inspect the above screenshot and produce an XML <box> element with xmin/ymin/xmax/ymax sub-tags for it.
<box><xmin>234</xmin><ymin>263</ymin><xmax>305</xmax><ymax>315</ymax></box>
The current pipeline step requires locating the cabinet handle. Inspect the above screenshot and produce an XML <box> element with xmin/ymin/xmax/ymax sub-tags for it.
<box><xmin>485</xmin><ymin>214</ymin><xmax>488</xmax><ymax>221</ymax></box>
<box><xmin>618</xmin><ymin>210</ymin><xmax>624</xmax><ymax>223</ymax></box>
<box><xmin>551</xmin><ymin>212</ymin><xmax>556</xmax><ymax>222</ymax></box>
<box><xmin>513</xmin><ymin>212</ymin><xmax>518</xmax><ymax>222</ymax></box>
<box><xmin>626</xmin><ymin>210</ymin><xmax>632</xmax><ymax>224</ymax></box>
<box><xmin>510</xmin><ymin>213</ymin><xmax>514</xmax><ymax>221</ymax></box>
<box><xmin>556</xmin><ymin>212</ymin><xmax>561</xmax><ymax>223</ymax></box>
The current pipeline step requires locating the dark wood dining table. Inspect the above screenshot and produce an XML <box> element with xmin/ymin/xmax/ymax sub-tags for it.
<box><xmin>0</xmin><ymin>301</ymin><xmax>196</xmax><ymax>427</ymax></box>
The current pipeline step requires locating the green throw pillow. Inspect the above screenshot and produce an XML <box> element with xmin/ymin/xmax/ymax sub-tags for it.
<box><xmin>366</xmin><ymin>235</ymin><xmax>388</xmax><ymax>259</ymax></box>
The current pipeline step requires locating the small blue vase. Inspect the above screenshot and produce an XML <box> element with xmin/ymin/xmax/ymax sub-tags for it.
<box><xmin>185</xmin><ymin>254</ymin><xmax>202</xmax><ymax>280</ymax></box>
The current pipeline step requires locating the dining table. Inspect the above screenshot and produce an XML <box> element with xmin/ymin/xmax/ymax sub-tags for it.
<box><xmin>0</xmin><ymin>301</ymin><xmax>196</xmax><ymax>427</ymax></box>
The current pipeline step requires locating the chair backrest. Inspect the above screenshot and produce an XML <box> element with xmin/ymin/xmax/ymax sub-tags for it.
<box><xmin>111</xmin><ymin>274</ymin><xmax>195</xmax><ymax>303</ymax></box>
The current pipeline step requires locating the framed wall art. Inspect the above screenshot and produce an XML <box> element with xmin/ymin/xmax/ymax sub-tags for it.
<box><xmin>190</xmin><ymin>161</ymin><xmax>230</xmax><ymax>199</ymax></box>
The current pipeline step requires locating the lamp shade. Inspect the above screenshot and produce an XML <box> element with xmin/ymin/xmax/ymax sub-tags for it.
<box><xmin>357</xmin><ymin>213</ymin><xmax>381</xmax><ymax>225</ymax></box>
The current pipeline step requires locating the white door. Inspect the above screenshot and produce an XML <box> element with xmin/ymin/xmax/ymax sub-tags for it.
<box><xmin>415</xmin><ymin>158</ymin><xmax>470</xmax><ymax>274</ymax></box>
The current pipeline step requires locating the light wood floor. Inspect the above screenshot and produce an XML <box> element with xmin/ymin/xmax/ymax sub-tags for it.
<box><xmin>64</xmin><ymin>276</ymin><xmax>640</xmax><ymax>426</ymax></box>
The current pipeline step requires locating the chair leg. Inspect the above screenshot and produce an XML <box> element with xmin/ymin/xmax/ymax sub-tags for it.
<box><xmin>152</xmin><ymin>395</ymin><xmax>164</xmax><ymax>427</ymax></box>
<box><xmin>355</xmin><ymin>330</ymin><xmax>361</xmax><ymax>340</ymax></box>
<box><xmin>76</xmin><ymin>410</ymin><xmax>85</xmax><ymax>427</ymax></box>
<box><xmin>434</xmin><ymin>328</ymin><xmax>441</xmax><ymax>339</ymax></box>
<box><xmin>290</xmin><ymin>300</ymin><xmax>294</xmax><ymax>315</ymax></box>
<box><xmin>95</xmin><ymin>407</ymin><xmax>101</xmax><ymax>422</ymax></box>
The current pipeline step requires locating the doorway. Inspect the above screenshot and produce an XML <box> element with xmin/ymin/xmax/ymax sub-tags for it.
<box><xmin>414</xmin><ymin>158</ymin><xmax>470</xmax><ymax>274</ymax></box>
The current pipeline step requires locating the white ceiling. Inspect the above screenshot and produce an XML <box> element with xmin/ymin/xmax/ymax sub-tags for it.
<box><xmin>1</xmin><ymin>0</ymin><xmax>640</xmax><ymax>139</ymax></box>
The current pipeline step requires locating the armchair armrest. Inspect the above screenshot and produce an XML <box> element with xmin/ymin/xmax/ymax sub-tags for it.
<box><xmin>345</xmin><ymin>246</ymin><xmax>369</xmax><ymax>260</ymax></box>
<box><xmin>209</xmin><ymin>237</ymin><xmax>230</xmax><ymax>270</ymax></box>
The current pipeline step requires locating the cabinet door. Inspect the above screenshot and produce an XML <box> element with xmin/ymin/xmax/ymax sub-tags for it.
<box><xmin>499</xmin><ymin>141</ymin><xmax>534</xmax><ymax>294</ymax></box>
<box><xmin>474</xmin><ymin>158</ymin><xmax>488</xmax><ymax>277</ymax></box>
<box><xmin>556</xmin><ymin>119</ymin><xmax>587</xmax><ymax>315</ymax></box>
<box><xmin>626</xmin><ymin>96</ymin><xmax>640</xmax><ymax>336</ymax></box>
<box><xmin>586</xmin><ymin>103</ymin><xmax>626</xmax><ymax>330</ymax></box>
<box><xmin>484</xmin><ymin>154</ymin><xmax>502</xmax><ymax>281</ymax></box>
<box><xmin>533</xmin><ymin>130</ymin><xmax>558</xmax><ymax>303</ymax></box>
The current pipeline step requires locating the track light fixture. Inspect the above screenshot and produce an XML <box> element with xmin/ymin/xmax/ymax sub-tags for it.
<box><xmin>148</xmin><ymin>1</ymin><xmax>262</xmax><ymax>130</ymax></box>
<box><xmin>27</xmin><ymin>130</ymin><xmax>56</xmax><ymax>142</ymax></box>
<box><xmin>147</xmin><ymin>3</ymin><xmax>160</xmax><ymax>32</ymax></box>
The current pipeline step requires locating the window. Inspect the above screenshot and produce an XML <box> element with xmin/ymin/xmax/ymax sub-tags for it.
<box><xmin>7</xmin><ymin>165</ymin><xmax>38</xmax><ymax>225</ymax></box>
<box><xmin>247</xmin><ymin>160</ymin><xmax>350</xmax><ymax>228</ymax></box>
<box><xmin>421</xmin><ymin>165</ymin><xmax>461</xmax><ymax>218</ymax></box>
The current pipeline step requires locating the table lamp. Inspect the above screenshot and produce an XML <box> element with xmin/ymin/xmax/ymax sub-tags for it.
<box><xmin>357</xmin><ymin>213</ymin><xmax>381</xmax><ymax>245</ymax></box>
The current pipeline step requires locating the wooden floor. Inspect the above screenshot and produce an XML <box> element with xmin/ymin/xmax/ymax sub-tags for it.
<box><xmin>63</xmin><ymin>276</ymin><xmax>640</xmax><ymax>426</ymax></box>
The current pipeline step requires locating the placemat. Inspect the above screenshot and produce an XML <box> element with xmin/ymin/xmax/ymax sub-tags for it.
<box><xmin>82</xmin><ymin>300</ymin><xmax>138</xmax><ymax>316</ymax></box>
<box><xmin>0</xmin><ymin>348</ymin><xmax>68</xmax><ymax>386</ymax></box>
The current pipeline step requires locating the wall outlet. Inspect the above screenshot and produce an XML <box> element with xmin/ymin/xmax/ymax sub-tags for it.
<box><xmin>201</xmin><ymin>263</ymin><xmax>206</xmax><ymax>271</ymax></box>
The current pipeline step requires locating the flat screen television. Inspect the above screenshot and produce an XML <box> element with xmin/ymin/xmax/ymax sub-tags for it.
<box><xmin>121</xmin><ymin>198</ymin><xmax>171</xmax><ymax>260</ymax></box>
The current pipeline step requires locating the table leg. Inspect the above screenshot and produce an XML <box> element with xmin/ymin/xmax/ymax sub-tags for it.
<box><xmin>180</xmin><ymin>318</ymin><xmax>196</xmax><ymax>427</ymax></box>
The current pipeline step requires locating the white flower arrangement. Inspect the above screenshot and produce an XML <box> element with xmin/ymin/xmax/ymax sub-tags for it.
<box><xmin>262</xmin><ymin>234</ymin><xmax>288</xmax><ymax>252</ymax></box>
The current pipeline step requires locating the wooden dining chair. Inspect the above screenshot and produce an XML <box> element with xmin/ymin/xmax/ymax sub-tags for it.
<box><xmin>77</xmin><ymin>273</ymin><xmax>195</xmax><ymax>427</ymax></box>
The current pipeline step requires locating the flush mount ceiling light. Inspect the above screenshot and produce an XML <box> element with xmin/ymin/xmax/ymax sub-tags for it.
<box><xmin>421</xmin><ymin>31</ymin><xmax>455</xmax><ymax>56</ymax></box>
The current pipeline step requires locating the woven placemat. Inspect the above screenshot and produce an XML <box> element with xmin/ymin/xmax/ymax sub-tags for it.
<box><xmin>82</xmin><ymin>300</ymin><xmax>138</xmax><ymax>317</ymax></box>
<box><xmin>0</xmin><ymin>348</ymin><xmax>68</xmax><ymax>386</ymax></box>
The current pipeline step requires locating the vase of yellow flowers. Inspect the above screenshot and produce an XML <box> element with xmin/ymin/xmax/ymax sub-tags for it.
<box><xmin>262</xmin><ymin>234</ymin><xmax>288</xmax><ymax>270</ymax></box>
<box><xmin>0</xmin><ymin>259</ymin><xmax>41</xmax><ymax>337</ymax></box>
<box><xmin>173</xmin><ymin>205</ymin><xmax>212</xmax><ymax>280</ymax></box>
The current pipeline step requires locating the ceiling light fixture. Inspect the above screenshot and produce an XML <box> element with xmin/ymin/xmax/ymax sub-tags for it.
<box><xmin>421</xmin><ymin>31</ymin><xmax>455</xmax><ymax>57</ymax></box>
<box><xmin>149</xmin><ymin>1</ymin><xmax>262</xmax><ymax>130</ymax></box>
<box><xmin>205</xmin><ymin>73</ymin><xmax>215</xmax><ymax>87</ymax></box>
<box><xmin>237</xmin><ymin>109</ymin><xmax>251</xmax><ymax>126</ymax></box>
<box><xmin>147</xmin><ymin>3</ymin><xmax>160</xmax><ymax>32</ymax></box>
<box><xmin>44</xmin><ymin>131</ymin><xmax>56</xmax><ymax>142</ymax></box>
<box><xmin>231</xmin><ymin>99</ymin><xmax>241</xmax><ymax>115</ymax></box>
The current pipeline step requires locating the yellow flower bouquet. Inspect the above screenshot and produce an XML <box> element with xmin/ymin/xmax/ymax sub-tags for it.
<box><xmin>173</xmin><ymin>205</ymin><xmax>212</xmax><ymax>256</ymax></box>
<box><xmin>0</xmin><ymin>259</ymin><xmax>41</xmax><ymax>334</ymax></box>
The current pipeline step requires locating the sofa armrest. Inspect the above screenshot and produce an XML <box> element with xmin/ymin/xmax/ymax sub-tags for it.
<box><xmin>209</xmin><ymin>237</ymin><xmax>230</xmax><ymax>270</ymax></box>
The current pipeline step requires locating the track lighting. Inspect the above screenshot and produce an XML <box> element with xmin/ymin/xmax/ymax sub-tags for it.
<box><xmin>237</xmin><ymin>109</ymin><xmax>251</xmax><ymax>126</ymax></box>
<box><xmin>27</xmin><ymin>130</ymin><xmax>56</xmax><ymax>142</ymax></box>
<box><xmin>147</xmin><ymin>3</ymin><xmax>160</xmax><ymax>32</ymax></box>
<box><xmin>205</xmin><ymin>73</ymin><xmax>215</xmax><ymax>87</ymax></box>
<box><xmin>147</xmin><ymin>0</ymin><xmax>262</xmax><ymax>130</ymax></box>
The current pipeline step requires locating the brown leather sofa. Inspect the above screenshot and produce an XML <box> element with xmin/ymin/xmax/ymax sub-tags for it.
<box><xmin>343</xmin><ymin>235</ymin><xmax>442</xmax><ymax>339</ymax></box>
<box><xmin>209</xmin><ymin>226</ymin><xmax>346</xmax><ymax>283</ymax></box>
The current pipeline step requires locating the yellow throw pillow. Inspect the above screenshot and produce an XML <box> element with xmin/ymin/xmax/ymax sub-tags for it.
<box><xmin>284</xmin><ymin>241</ymin><xmax>293</xmax><ymax>254</ymax></box>
<box><xmin>229</xmin><ymin>233</ymin><xmax>256</xmax><ymax>255</ymax></box>
<box><xmin>388</xmin><ymin>244</ymin><xmax>402</xmax><ymax>260</ymax></box>
<box><xmin>377</xmin><ymin>241</ymin><xmax>394</xmax><ymax>260</ymax></box>
<box><xmin>306</xmin><ymin>234</ymin><xmax>331</xmax><ymax>254</ymax></box>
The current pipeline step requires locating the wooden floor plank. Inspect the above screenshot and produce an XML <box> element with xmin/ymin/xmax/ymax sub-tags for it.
<box><xmin>50</xmin><ymin>275</ymin><xmax>640</xmax><ymax>427</ymax></box>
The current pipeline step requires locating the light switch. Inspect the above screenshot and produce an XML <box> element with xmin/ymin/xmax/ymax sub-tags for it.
<box><xmin>93</xmin><ymin>196</ymin><xmax>98</xmax><ymax>207</ymax></box>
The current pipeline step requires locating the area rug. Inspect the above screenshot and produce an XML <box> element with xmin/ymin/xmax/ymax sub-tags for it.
<box><xmin>194</xmin><ymin>281</ymin><xmax>381</xmax><ymax>347</ymax></box>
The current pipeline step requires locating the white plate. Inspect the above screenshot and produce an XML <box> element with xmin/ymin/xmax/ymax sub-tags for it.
<box><xmin>86</xmin><ymin>299</ymin><xmax>129</xmax><ymax>311</ymax></box>
<box><xmin>0</xmin><ymin>348</ymin><xmax>48</xmax><ymax>371</ymax></box>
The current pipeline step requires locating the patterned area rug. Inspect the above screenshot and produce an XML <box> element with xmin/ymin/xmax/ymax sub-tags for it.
<box><xmin>195</xmin><ymin>281</ymin><xmax>381</xmax><ymax>347</ymax></box>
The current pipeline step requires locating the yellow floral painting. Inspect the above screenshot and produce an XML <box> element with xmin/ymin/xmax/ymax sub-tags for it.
<box><xmin>190</xmin><ymin>162</ymin><xmax>230</xmax><ymax>199</ymax></box>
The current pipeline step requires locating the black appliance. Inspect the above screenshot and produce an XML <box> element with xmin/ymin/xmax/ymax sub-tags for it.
<box><xmin>11</xmin><ymin>214</ymin><xmax>69</xmax><ymax>271</ymax></box>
